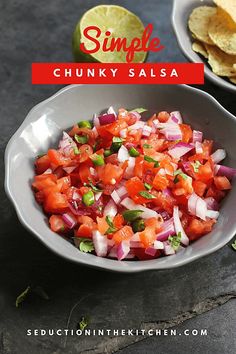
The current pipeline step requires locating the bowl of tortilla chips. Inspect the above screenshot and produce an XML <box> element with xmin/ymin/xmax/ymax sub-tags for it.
<box><xmin>172</xmin><ymin>0</ymin><xmax>236</xmax><ymax>92</ymax></box>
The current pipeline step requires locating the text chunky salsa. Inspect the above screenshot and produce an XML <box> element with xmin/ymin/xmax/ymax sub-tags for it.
<box><xmin>32</xmin><ymin>107</ymin><xmax>235</xmax><ymax>261</ymax></box>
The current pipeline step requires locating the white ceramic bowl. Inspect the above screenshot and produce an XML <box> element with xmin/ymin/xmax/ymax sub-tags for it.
<box><xmin>172</xmin><ymin>0</ymin><xmax>236</xmax><ymax>93</ymax></box>
<box><xmin>5</xmin><ymin>84</ymin><xmax>236</xmax><ymax>272</ymax></box>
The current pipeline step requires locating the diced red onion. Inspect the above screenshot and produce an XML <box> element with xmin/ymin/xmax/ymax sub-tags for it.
<box><xmin>130</xmin><ymin>241</ymin><xmax>144</xmax><ymax>248</ymax></box>
<box><xmin>107</xmin><ymin>106</ymin><xmax>117</xmax><ymax>117</ymax></box>
<box><xmin>156</xmin><ymin>219</ymin><xmax>175</xmax><ymax>241</ymax></box>
<box><xmin>129</xmin><ymin>111</ymin><xmax>141</xmax><ymax>121</ymax></box>
<box><xmin>117</xmin><ymin>241</ymin><xmax>130</xmax><ymax>260</ymax></box>
<box><xmin>95</xmin><ymin>192</ymin><xmax>102</xmax><ymax>201</ymax></box>
<box><xmin>62</xmin><ymin>213</ymin><xmax>77</xmax><ymax>229</ymax></box>
<box><xmin>111</xmin><ymin>190</ymin><xmax>121</xmax><ymax>204</ymax></box>
<box><xmin>161</xmin><ymin>127</ymin><xmax>182</xmax><ymax>141</ymax></box>
<box><xmin>116</xmin><ymin>186</ymin><xmax>128</xmax><ymax>199</ymax></box>
<box><xmin>195</xmin><ymin>141</ymin><xmax>203</xmax><ymax>154</ymax></box>
<box><xmin>215</xmin><ymin>165</ymin><xmax>236</xmax><ymax>179</ymax></box>
<box><xmin>117</xmin><ymin>145</ymin><xmax>129</xmax><ymax>162</ymax></box>
<box><xmin>168</xmin><ymin>142</ymin><xmax>194</xmax><ymax>159</ymax></box>
<box><xmin>173</xmin><ymin>206</ymin><xmax>189</xmax><ymax>246</ymax></box>
<box><xmin>124</xmin><ymin>157</ymin><xmax>135</xmax><ymax>179</ymax></box>
<box><xmin>98</xmin><ymin>113</ymin><xmax>116</xmax><ymax>126</ymax></box>
<box><xmin>170</xmin><ymin>111</ymin><xmax>183</xmax><ymax>124</ymax></box>
<box><xmin>145</xmin><ymin>247</ymin><xmax>157</xmax><ymax>256</ymax></box>
<box><xmin>128</xmin><ymin>121</ymin><xmax>145</xmax><ymax>130</ymax></box>
<box><xmin>206</xmin><ymin>210</ymin><xmax>219</xmax><ymax>219</ymax></box>
<box><xmin>121</xmin><ymin>197</ymin><xmax>159</xmax><ymax>219</ymax></box>
<box><xmin>108</xmin><ymin>246</ymin><xmax>135</xmax><ymax>259</ymax></box>
<box><xmin>192</xmin><ymin>130</ymin><xmax>203</xmax><ymax>143</ymax></box>
<box><xmin>159</xmin><ymin>210</ymin><xmax>171</xmax><ymax>221</ymax></box>
<box><xmin>130</xmin><ymin>233</ymin><xmax>140</xmax><ymax>242</ymax></box>
<box><xmin>163</xmin><ymin>242</ymin><xmax>175</xmax><ymax>255</ymax></box>
<box><xmin>182</xmin><ymin>161</ymin><xmax>192</xmax><ymax>175</ymax></box>
<box><xmin>153</xmin><ymin>240</ymin><xmax>164</xmax><ymax>250</ymax></box>
<box><xmin>204</xmin><ymin>197</ymin><xmax>219</xmax><ymax>211</ymax></box>
<box><xmin>92</xmin><ymin>126</ymin><xmax>98</xmax><ymax>138</ymax></box>
<box><xmin>63</xmin><ymin>166</ymin><xmax>77</xmax><ymax>174</ymax></box>
<box><xmin>92</xmin><ymin>230</ymin><xmax>108</xmax><ymax>257</ymax></box>
<box><xmin>188</xmin><ymin>193</ymin><xmax>207</xmax><ymax>221</ymax></box>
<box><xmin>69</xmin><ymin>203</ymin><xmax>90</xmax><ymax>216</ymax></box>
<box><xmin>211</xmin><ymin>149</ymin><xmax>226</xmax><ymax>164</ymax></box>
<box><xmin>89</xmin><ymin>167</ymin><xmax>96</xmax><ymax>176</ymax></box>
<box><xmin>103</xmin><ymin>199</ymin><xmax>117</xmax><ymax>218</ymax></box>
<box><xmin>43</xmin><ymin>168</ymin><xmax>53</xmax><ymax>174</ymax></box>
<box><xmin>93</xmin><ymin>114</ymin><xmax>100</xmax><ymax>127</ymax></box>
<box><xmin>142</xmin><ymin>125</ymin><xmax>152</xmax><ymax>137</ymax></box>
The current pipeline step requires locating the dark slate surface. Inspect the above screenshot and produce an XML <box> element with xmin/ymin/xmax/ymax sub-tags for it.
<box><xmin>0</xmin><ymin>0</ymin><xmax>236</xmax><ymax>353</ymax></box>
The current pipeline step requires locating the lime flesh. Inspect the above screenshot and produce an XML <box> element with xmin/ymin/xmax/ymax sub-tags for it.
<box><xmin>72</xmin><ymin>5</ymin><xmax>147</xmax><ymax>63</ymax></box>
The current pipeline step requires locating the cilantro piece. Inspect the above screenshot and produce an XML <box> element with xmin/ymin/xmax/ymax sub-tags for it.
<box><xmin>78</xmin><ymin>239</ymin><xmax>94</xmax><ymax>253</ymax></box>
<box><xmin>130</xmin><ymin>108</ymin><xmax>148</xmax><ymax>114</ymax></box>
<box><xmin>105</xmin><ymin>216</ymin><xmax>117</xmax><ymax>234</ymax></box>
<box><xmin>231</xmin><ymin>240</ymin><xmax>236</xmax><ymax>251</ymax></box>
<box><xmin>16</xmin><ymin>286</ymin><xmax>31</xmax><ymax>307</ymax></box>
<box><xmin>144</xmin><ymin>182</ymin><xmax>152</xmax><ymax>190</ymax></box>
<box><xmin>143</xmin><ymin>144</ymin><xmax>152</xmax><ymax>149</ymax></box>
<box><xmin>191</xmin><ymin>161</ymin><xmax>201</xmax><ymax>173</ymax></box>
<box><xmin>144</xmin><ymin>155</ymin><xmax>159</xmax><ymax>167</ymax></box>
<box><xmin>79</xmin><ymin>316</ymin><xmax>89</xmax><ymax>331</ymax></box>
<box><xmin>168</xmin><ymin>232</ymin><xmax>181</xmax><ymax>251</ymax></box>
<box><xmin>139</xmin><ymin>191</ymin><xmax>156</xmax><ymax>199</ymax></box>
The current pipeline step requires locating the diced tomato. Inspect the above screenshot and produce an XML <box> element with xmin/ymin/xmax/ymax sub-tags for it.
<box><xmin>78</xmin><ymin>144</ymin><xmax>93</xmax><ymax>163</ymax></box>
<box><xmin>126</xmin><ymin>177</ymin><xmax>151</xmax><ymax>204</ymax></box>
<box><xmin>75</xmin><ymin>223</ymin><xmax>95</xmax><ymax>238</ymax></box>
<box><xmin>49</xmin><ymin>215</ymin><xmax>67</xmax><ymax>233</ymax></box>
<box><xmin>157</xmin><ymin>111</ymin><xmax>170</xmax><ymax>122</ymax></box>
<box><xmin>179</xmin><ymin>124</ymin><xmax>192</xmax><ymax>143</ymax></box>
<box><xmin>193</xmin><ymin>180</ymin><xmax>207</xmax><ymax>197</ymax></box>
<box><xmin>48</xmin><ymin>149</ymin><xmax>70</xmax><ymax>167</ymax></box>
<box><xmin>145</xmin><ymin>217</ymin><xmax>162</xmax><ymax>232</ymax></box>
<box><xmin>186</xmin><ymin>218</ymin><xmax>216</xmax><ymax>241</ymax></box>
<box><xmin>153</xmin><ymin>174</ymin><xmax>169</xmax><ymax>191</ymax></box>
<box><xmin>97</xmin><ymin>216</ymin><xmax>109</xmax><ymax>234</ymax></box>
<box><xmin>172</xmin><ymin>175</ymin><xmax>193</xmax><ymax>196</ymax></box>
<box><xmin>139</xmin><ymin>227</ymin><xmax>156</xmax><ymax>247</ymax></box>
<box><xmin>113</xmin><ymin>226</ymin><xmax>133</xmax><ymax>244</ymax></box>
<box><xmin>214</xmin><ymin>176</ymin><xmax>231</xmax><ymax>190</ymax></box>
<box><xmin>57</xmin><ymin>176</ymin><xmax>71</xmax><ymax>193</ymax></box>
<box><xmin>105</xmin><ymin>119</ymin><xmax>128</xmax><ymax>136</ymax></box>
<box><xmin>133</xmin><ymin>248</ymin><xmax>161</xmax><ymax>260</ymax></box>
<box><xmin>113</xmin><ymin>214</ymin><xmax>124</xmax><ymax>229</ymax></box>
<box><xmin>98</xmin><ymin>163</ymin><xmax>123</xmax><ymax>185</ymax></box>
<box><xmin>151</xmin><ymin>190</ymin><xmax>176</xmax><ymax>214</ymax></box>
<box><xmin>32</xmin><ymin>174</ymin><xmax>57</xmax><ymax>191</ymax></box>
<box><xmin>35</xmin><ymin>155</ymin><xmax>51</xmax><ymax>174</ymax></box>
<box><xmin>206</xmin><ymin>186</ymin><xmax>226</xmax><ymax>202</ymax></box>
<box><xmin>44</xmin><ymin>192</ymin><xmax>68</xmax><ymax>213</ymax></box>
<box><xmin>79</xmin><ymin>161</ymin><xmax>94</xmax><ymax>184</ymax></box>
<box><xmin>133</xmin><ymin>156</ymin><xmax>144</xmax><ymax>179</ymax></box>
<box><xmin>196</xmin><ymin>161</ymin><xmax>214</xmax><ymax>183</ymax></box>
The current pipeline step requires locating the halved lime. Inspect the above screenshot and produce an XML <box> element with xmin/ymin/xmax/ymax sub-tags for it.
<box><xmin>72</xmin><ymin>5</ymin><xmax>147</xmax><ymax>63</ymax></box>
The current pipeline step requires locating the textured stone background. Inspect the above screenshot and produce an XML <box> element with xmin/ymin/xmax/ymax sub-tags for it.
<box><xmin>0</xmin><ymin>0</ymin><xmax>236</xmax><ymax>353</ymax></box>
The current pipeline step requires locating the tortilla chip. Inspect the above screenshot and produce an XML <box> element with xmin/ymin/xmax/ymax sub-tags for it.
<box><xmin>229</xmin><ymin>77</ymin><xmax>236</xmax><ymax>84</ymax></box>
<box><xmin>213</xmin><ymin>0</ymin><xmax>236</xmax><ymax>24</ymax></box>
<box><xmin>205</xmin><ymin>44</ymin><xmax>236</xmax><ymax>76</ymax></box>
<box><xmin>188</xmin><ymin>6</ymin><xmax>216</xmax><ymax>45</ymax></box>
<box><xmin>208</xmin><ymin>9</ymin><xmax>236</xmax><ymax>55</ymax></box>
<box><xmin>192</xmin><ymin>41</ymin><xmax>208</xmax><ymax>58</ymax></box>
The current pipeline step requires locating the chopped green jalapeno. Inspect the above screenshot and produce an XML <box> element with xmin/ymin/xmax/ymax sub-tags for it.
<box><xmin>143</xmin><ymin>144</ymin><xmax>152</xmax><ymax>149</ymax></box>
<box><xmin>91</xmin><ymin>154</ymin><xmax>104</xmax><ymax>166</ymax></box>
<box><xmin>144</xmin><ymin>182</ymin><xmax>152</xmax><ymax>190</ymax></box>
<box><xmin>111</xmin><ymin>137</ymin><xmax>123</xmax><ymax>152</ymax></box>
<box><xmin>139</xmin><ymin>191</ymin><xmax>156</xmax><ymax>199</ymax></box>
<box><xmin>104</xmin><ymin>149</ymin><xmax>113</xmax><ymax>157</ymax></box>
<box><xmin>78</xmin><ymin>120</ymin><xmax>92</xmax><ymax>129</ymax></box>
<box><xmin>129</xmin><ymin>147</ymin><xmax>140</xmax><ymax>157</ymax></box>
<box><xmin>132</xmin><ymin>218</ymin><xmax>145</xmax><ymax>232</ymax></box>
<box><xmin>144</xmin><ymin>155</ymin><xmax>159</xmax><ymax>167</ymax></box>
<box><xmin>82</xmin><ymin>191</ymin><xmax>95</xmax><ymax>206</ymax></box>
<box><xmin>75</xmin><ymin>134</ymin><xmax>88</xmax><ymax>144</ymax></box>
<box><xmin>122</xmin><ymin>210</ymin><xmax>143</xmax><ymax>222</ymax></box>
<box><xmin>73</xmin><ymin>146</ymin><xmax>80</xmax><ymax>155</ymax></box>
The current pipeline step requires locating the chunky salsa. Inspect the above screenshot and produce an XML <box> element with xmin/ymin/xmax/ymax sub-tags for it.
<box><xmin>32</xmin><ymin>107</ymin><xmax>235</xmax><ymax>261</ymax></box>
